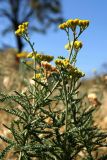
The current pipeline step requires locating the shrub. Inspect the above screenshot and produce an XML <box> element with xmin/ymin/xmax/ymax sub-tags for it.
<box><xmin>0</xmin><ymin>19</ymin><xmax>107</xmax><ymax>160</ymax></box>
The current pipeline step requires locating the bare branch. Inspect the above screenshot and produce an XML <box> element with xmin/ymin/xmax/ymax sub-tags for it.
<box><xmin>21</xmin><ymin>10</ymin><xmax>34</xmax><ymax>22</ymax></box>
<box><xmin>0</xmin><ymin>9</ymin><xmax>14</xmax><ymax>22</ymax></box>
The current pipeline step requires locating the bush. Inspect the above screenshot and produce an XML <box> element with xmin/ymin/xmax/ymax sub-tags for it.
<box><xmin>0</xmin><ymin>19</ymin><xmax>107</xmax><ymax>160</ymax></box>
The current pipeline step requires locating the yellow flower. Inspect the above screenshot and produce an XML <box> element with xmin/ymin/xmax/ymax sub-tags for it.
<box><xmin>32</xmin><ymin>53</ymin><xmax>54</xmax><ymax>62</ymax></box>
<box><xmin>65</xmin><ymin>42</ymin><xmax>73</xmax><ymax>50</ymax></box>
<box><xmin>73</xmin><ymin>18</ymin><xmax>79</xmax><ymax>25</ymax></box>
<box><xmin>66</xmin><ymin>19</ymin><xmax>79</xmax><ymax>30</ymax></box>
<box><xmin>66</xmin><ymin>19</ymin><xmax>73</xmax><ymax>27</ymax></box>
<box><xmin>23</xmin><ymin>22</ymin><xmax>29</xmax><ymax>28</ymax></box>
<box><xmin>16</xmin><ymin>52</ymin><xmax>27</xmax><ymax>58</ymax></box>
<box><xmin>15</xmin><ymin>29</ymin><xmax>22</xmax><ymax>36</ymax></box>
<box><xmin>35</xmin><ymin>73</ymin><xmax>42</xmax><ymax>79</ymax></box>
<box><xmin>15</xmin><ymin>22</ymin><xmax>29</xmax><ymax>36</ymax></box>
<box><xmin>55</xmin><ymin>59</ymin><xmax>70</xmax><ymax>68</ymax></box>
<box><xmin>58</xmin><ymin>18</ymin><xmax>89</xmax><ymax>31</ymax></box>
<box><xmin>55</xmin><ymin>58</ymin><xmax>84</xmax><ymax>78</ymax></box>
<box><xmin>42</xmin><ymin>54</ymin><xmax>54</xmax><ymax>62</ymax></box>
<box><xmin>73</xmin><ymin>68</ymin><xmax>85</xmax><ymax>78</ymax></box>
<box><xmin>65</xmin><ymin>40</ymin><xmax>82</xmax><ymax>51</ymax></box>
<box><xmin>58</xmin><ymin>22</ymin><xmax>67</xmax><ymax>30</ymax></box>
<box><xmin>74</xmin><ymin>40</ymin><xmax>83</xmax><ymax>50</ymax></box>
<box><xmin>78</xmin><ymin>20</ymin><xmax>89</xmax><ymax>29</ymax></box>
<box><xmin>55</xmin><ymin>59</ymin><xmax>63</xmax><ymax>66</ymax></box>
<box><xmin>63</xmin><ymin>59</ymin><xmax>70</xmax><ymax>67</ymax></box>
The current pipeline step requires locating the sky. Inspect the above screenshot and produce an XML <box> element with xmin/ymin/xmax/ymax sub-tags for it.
<box><xmin>0</xmin><ymin>0</ymin><xmax>107</xmax><ymax>77</ymax></box>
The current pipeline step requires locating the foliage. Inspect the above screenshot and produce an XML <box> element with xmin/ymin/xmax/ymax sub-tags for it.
<box><xmin>0</xmin><ymin>18</ymin><xmax>107</xmax><ymax>160</ymax></box>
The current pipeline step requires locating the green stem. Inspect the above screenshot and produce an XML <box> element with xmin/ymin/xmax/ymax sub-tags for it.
<box><xmin>65</xmin><ymin>30</ymin><xmax>75</xmax><ymax>62</ymax></box>
<box><xmin>66</xmin><ymin>28</ymin><xmax>83</xmax><ymax>62</ymax></box>
<box><xmin>71</xmin><ymin>50</ymin><xmax>78</xmax><ymax>65</ymax></box>
<box><xmin>24</xmin><ymin>37</ymin><xmax>37</xmax><ymax>108</ymax></box>
<box><xmin>33</xmin><ymin>80</ymin><xmax>59</xmax><ymax>114</ymax></box>
<box><xmin>87</xmin><ymin>150</ymin><xmax>93</xmax><ymax>160</ymax></box>
<box><xmin>60</xmin><ymin>71</ymin><xmax>68</xmax><ymax>156</ymax></box>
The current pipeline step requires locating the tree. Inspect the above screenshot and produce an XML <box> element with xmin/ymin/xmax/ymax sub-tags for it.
<box><xmin>0</xmin><ymin>0</ymin><xmax>63</xmax><ymax>52</ymax></box>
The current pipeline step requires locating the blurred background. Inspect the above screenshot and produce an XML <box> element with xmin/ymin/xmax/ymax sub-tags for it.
<box><xmin>0</xmin><ymin>0</ymin><xmax>107</xmax><ymax>77</ymax></box>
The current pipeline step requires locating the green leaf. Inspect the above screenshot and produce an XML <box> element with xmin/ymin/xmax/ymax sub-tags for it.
<box><xmin>0</xmin><ymin>107</ymin><xmax>26</xmax><ymax>121</ymax></box>
<box><xmin>0</xmin><ymin>144</ymin><xmax>14</xmax><ymax>160</ymax></box>
<box><xmin>0</xmin><ymin>135</ymin><xmax>14</xmax><ymax>144</ymax></box>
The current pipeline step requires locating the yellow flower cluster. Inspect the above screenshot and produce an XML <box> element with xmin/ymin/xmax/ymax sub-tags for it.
<box><xmin>35</xmin><ymin>73</ymin><xmax>42</xmax><ymax>79</ymax></box>
<box><xmin>73</xmin><ymin>68</ymin><xmax>85</xmax><ymax>78</ymax></box>
<box><xmin>55</xmin><ymin>59</ymin><xmax>70</xmax><ymax>68</ymax></box>
<box><xmin>55</xmin><ymin>58</ymin><xmax>84</xmax><ymax>78</ymax></box>
<box><xmin>27</xmin><ymin>52</ymin><xmax>54</xmax><ymax>62</ymax></box>
<box><xmin>68</xmin><ymin>66</ymin><xmax>85</xmax><ymax>78</ymax></box>
<box><xmin>59</xmin><ymin>18</ymin><xmax>89</xmax><ymax>30</ymax></box>
<box><xmin>36</xmin><ymin>53</ymin><xmax>54</xmax><ymax>62</ymax></box>
<box><xmin>65</xmin><ymin>42</ymin><xmax>73</xmax><ymax>50</ymax></box>
<box><xmin>33</xmin><ymin>61</ymin><xmax>59</xmax><ymax>82</ymax></box>
<box><xmin>15</xmin><ymin>22</ymin><xmax>29</xmax><ymax>36</ymax></box>
<box><xmin>33</xmin><ymin>73</ymin><xmax>47</xmax><ymax>82</ymax></box>
<box><xmin>65</xmin><ymin>40</ymin><xmax>83</xmax><ymax>50</ymax></box>
<box><xmin>74</xmin><ymin>40</ymin><xmax>83</xmax><ymax>50</ymax></box>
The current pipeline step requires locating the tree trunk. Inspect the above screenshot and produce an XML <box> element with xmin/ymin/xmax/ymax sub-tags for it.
<box><xmin>16</xmin><ymin>36</ymin><xmax>23</xmax><ymax>52</ymax></box>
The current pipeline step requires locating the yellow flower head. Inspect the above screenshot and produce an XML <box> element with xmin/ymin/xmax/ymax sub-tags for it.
<box><xmin>65</xmin><ymin>40</ymin><xmax>82</xmax><ymax>51</ymax></box>
<box><xmin>73</xmin><ymin>18</ymin><xmax>79</xmax><ymax>25</ymax></box>
<box><xmin>55</xmin><ymin>59</ymin><xmax>70</xmax><ymax>68</ymax></box>
<box><xmin>73</xmin><ymin>68</ymin><xmax>85</xmax><ymax>78</ymax></box>
<box><xmin>66</xmin><ymin>18</ymin><xmax>79</xmax><ymax>30</ymax></box>
<box><xmin>15</xmin><ymin>22</ymin><xmax>29</xmax><ymax>36</ymax></box>
<box><xmin>58</xmin><ymin>22</ymin><xmax>67</xmax><ymax>30</ymax></box>
<box><xmin>78</xmin><ymin>20</ymin><xmax>89</xmax><ymax>29</ymax></box>
<box><xmin>58</xmin><ymin>18</ymin><xmax>89</xmax><ymax>31</ymax></box>
<box><xmin>65</xmin><ymin>42</ymin><xmax>73</xmax><ymax>50</ymax></box>
<box><xmin>33</xmin><ymin>53</ymin><xmax>54</xmax><ymax>62</ymax></box>
<box><xmin>74</xmin><ymin>40</ymin><xmax>83</xmax><ymax>50</ymax></box>
<box><xmin>63</xmin><ymin>59</ymin><xmax>70</xmax><ymax>67</ymax></box>
<box><xmin>67</xmin><ymin>66</ymin><xmax>85</xmax><ymax>78</ymax></box>
<box><xmin>34</xmin><ymin>73</ymin><xmax>42</xmax><ymax>79</ymax></box>
<box><xmin>55</xmin><ymin>59</ymin><xmax>63</xmax><ymax>66</ymax></box>
<box><xmin>23</xmin><ymin>22</ymin><xmax>29</xmax><ymax>28</ymax></box>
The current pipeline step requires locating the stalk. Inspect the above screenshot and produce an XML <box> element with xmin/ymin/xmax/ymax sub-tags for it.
<box><xmin>24</xmin><ymin>37</ymin><xmax>37</xmax><ymax>108</ymax></box>
<box><xmin>60</xmin><ymin>71</ymin><xmax>69</xmax><ymax>158</ymax></box>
